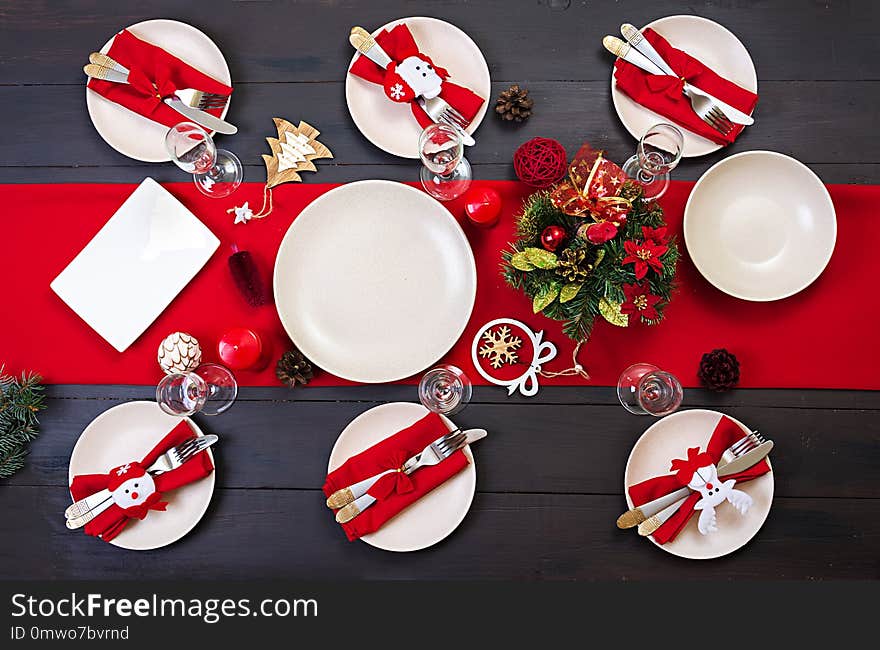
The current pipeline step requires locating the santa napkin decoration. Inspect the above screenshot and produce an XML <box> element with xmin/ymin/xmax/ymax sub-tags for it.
<box><xmin>69</xmin><ymin>420</ymin><xmax>214</xmax><ymax>542</ymax></box>
<box><xmin>613</xmin><ymin>28</ymin><xmax>758</xmax><ymax>145</ymax></box>
<box><xmin>86</xmin><ymin>29</ymin><xmax>232</xmax><ymax>128</ymax></box>
<box><xmin>348</xmin><ymin>23</ymin><xmax>485</xmax><ymax>129</ymax></box>
<box><xmin>323</xmin><ymin>412</ymin><xmax>469</xmax><ymax>541</ymax></box>
<box><xmin>627</xmin><ymin>416</ymin><xmax>770</xmax><ymax>544</ymax></box>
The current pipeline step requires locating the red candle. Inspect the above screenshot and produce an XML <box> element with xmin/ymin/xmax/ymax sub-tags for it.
<box><xmin>218</xmin><ymin>327</ymin><xmax>263</xmax><ymax>370</ymax></box>
<box><xmin>463</xmin><ymin>186</ymin><xmax>502</xmax><ymax>228</ymax></box>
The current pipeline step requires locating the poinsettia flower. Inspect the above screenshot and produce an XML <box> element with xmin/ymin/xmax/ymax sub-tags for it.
<box><xmin>620</xmin><ymin>282</ymin><xmax>662</xmax><ymax>321</ymax></box>
<box><xmin>641</xmin><ymin>225</ymin><xmax>668</xmax><ymax>244</ymax></box>
<box><xmin>622</xmin><ymin>239</ymin><xmax>668</xmax><ymax>279</ymax></box>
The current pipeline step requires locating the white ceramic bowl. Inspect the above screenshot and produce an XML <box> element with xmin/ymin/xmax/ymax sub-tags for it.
<box><xmin>684</xmin><ymin>151</ymin><xmax>836</xmax><ymax>301</ymax></box>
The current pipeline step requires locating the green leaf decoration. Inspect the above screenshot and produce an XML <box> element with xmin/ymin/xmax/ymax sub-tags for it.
<box><xmin>599</xmin><ymin>297</ymin><xmax>628</xmax><ymax>327</ymax></box>
<box><xmin>559</xmin><ymin>282</ymin><xmax>582</xmax><ymax>304</ymax></box>
<box><xmin>533</xmin><ymin>281</ymin><xmax>561</xmax><ymax>313</ymax></box>
<box><xmin>523</xmin><ymin>247</ymin><xmax>558</xmax><ymax>269</ymax></box>
<box><xmin>593</xmin><ymin>248</ymin><xmax>606</xmax><ymax>267</ymax></box>
<box><xmin>510</xmin><ymin>251</ymin><xmax>536</xmax><ymax>272</ymax></box>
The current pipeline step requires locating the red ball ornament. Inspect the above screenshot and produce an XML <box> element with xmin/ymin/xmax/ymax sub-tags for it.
<box><xmin>218</xmin><ymin>327</ymin><xmax>263</xmax><ymax>370</ymax></box>
<box><xmin>540</xmin><ymin>225</ymin><xmax>566</xmax><ymax>251</ymax></box>
<box><xmin>463</xmin><ymin>186</ymin><xmax>502</xmax><ymax>228</ymax></box>
<box><xmin>513</xmin><ymin>137</ymin><xmax>567</xmax><ymax>188</ymax></box>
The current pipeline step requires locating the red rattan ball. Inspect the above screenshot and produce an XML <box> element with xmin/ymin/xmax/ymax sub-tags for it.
<box><xmin>513</xmin><ymin>137</ymin><xmax>567</xmax><ymax>188</ymax></box>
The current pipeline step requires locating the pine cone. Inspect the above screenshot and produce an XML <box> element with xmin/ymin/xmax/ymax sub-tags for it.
<box><xmin>495</xmin><ymin>84</ymin><xmax>534</xmax><ymax>123</ymax></box>
<box><xmin>555</xmin><ymin>248</ymin><xmax>594</xmax><ymax>282</ymax></box>
<box><xmin>276</xmin><ymin>348</ymin><xmax>314</xmax><ymax>387</ymax></box>
<box><xmin>698</xmin><ymin>348</ymin><xmax>740</xmax><ymax>391</ymax></box>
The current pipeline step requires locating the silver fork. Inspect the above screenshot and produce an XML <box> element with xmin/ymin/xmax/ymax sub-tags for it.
<box><xmin>682</xmin><ymin>86</ymin><xmax>734</xmax><ymax>136</ymax></box>
<box><xmin>85</xmin><ymin>53</ymin><xmax>228</xmax><ymax>111</ymax></box>
<box><xmin>334</xmin><ymin>430</ymin><xmax>469</xmax><ymax>524</ymax></box>
<box><xmin>65</xmin><ymin>434</ymin><xmax>218</xmax><ymax>529</ymax></box>
<box><xmin>417</xmin><ymin>96</ymin><xmax>476</xmax><ymax>147</ymax></box>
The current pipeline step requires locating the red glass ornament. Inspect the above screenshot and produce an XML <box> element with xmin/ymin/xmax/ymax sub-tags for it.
<box><xmin>218</xmin><ymin>327</ymin><xmax>263</xmax><ymax>370</ymax></box>
<box><xmin>463</xmin><ymin>186</ymin><xmax>502</xmax><ymax>228</ymax></box>
<box><xmin>540</xmin><ymin>225</ymin><xmax>566</xmax><ymax>251</ymax></box>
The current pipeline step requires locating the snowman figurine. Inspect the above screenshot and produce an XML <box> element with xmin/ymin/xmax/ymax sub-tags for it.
<box><xmin>383</xmin><ymin>55</ymin><xmax>443</xmax><ymax>103</ymax></box>
<box><xmin>107</xmin><ymin>462</ymin><xmax>163</xmax><ymax>517</ymax></box>
<box><xmin>672</xmin><ymin>448</ymin><xmax>753</xmax><ymax>535</ymax></box>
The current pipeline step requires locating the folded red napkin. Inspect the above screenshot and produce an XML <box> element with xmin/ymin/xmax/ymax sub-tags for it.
<box><xmin>323</xmin><ymin>412</ymin><xmax>469</xmax><ymax>541</ymax></box>
<box><xmin>613</xmin><ymin>29</ymin><xmax>758</xmax><ymax>145</ymax></box>
<box><xmin>348</xmin><ymin>23</ymin><xmax>485</xmax><ymax>129</ymax></box>
<box><xmin>69</xmin><ymin>420</ymin><xmax>214</xmax><ymax>542</ymax></box>
<box><xmin>86</xmin><ymin>29</ymin><xmax>232</xmax><ymax>128</ymax></box>
<box><xmin>627</xmin><ymin>416</ymin><xmax>770</xmax><ymax>544</ymax></box>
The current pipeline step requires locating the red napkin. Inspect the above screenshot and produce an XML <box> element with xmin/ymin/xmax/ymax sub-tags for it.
<box><xmin>627</xmin><ymin>416</ymin><xmax>770</xmax><ymax>544</ymax></box>
<box><xmin>69</xmin><ymin>420</ymin><xmax>214</xmax><ymax>542</ymax></box>
<box><xmin>323</xmin><ymin>412</ymin><xmax>469</xmax><ymax>541</ymax></box>
<box><xmin>348</xmin><ymin>23</ymin><xmax>485</xmax><ymax>129</ymax></box>
<box><xmin>86</xmin><ymin>29</ymin><xmax>233</xmax><ymax>128</ymax></box>
<box><xmin>613</xmin><ymin>29</ymin><xmax>758</xmax><ymax>145</ymax></box>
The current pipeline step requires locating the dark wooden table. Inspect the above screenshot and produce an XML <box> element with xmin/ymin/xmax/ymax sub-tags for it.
<box><xmin>2</xmin><ymin>0</ymin><xmax>878</xmax><ymax>580</ymax></box>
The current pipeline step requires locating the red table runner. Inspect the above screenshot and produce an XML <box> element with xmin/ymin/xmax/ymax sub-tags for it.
<box><xmin>3</xmin><ymin>180</ymin><xmax>877</xmax><ymax>389</ymax></box>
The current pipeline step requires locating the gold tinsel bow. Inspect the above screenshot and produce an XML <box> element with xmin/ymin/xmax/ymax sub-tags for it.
<box><xmin>549</xmin><ymin>143</ymin><xmax>631</xmax><ymax>226</ymax></box>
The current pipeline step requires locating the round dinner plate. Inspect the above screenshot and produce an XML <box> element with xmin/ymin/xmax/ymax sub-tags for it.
<box><xmin>86</xmin><ymin>19</ymin><xmax>232</xmax><ymax>162</ymax></box>
<box><xmin>610</xmin><ymin>15</ymin><xmax>757</xmax><ymax>157</ymax></box>
<box><xmin>67</xmin><ymin>401</ymin><xmax>215</xmax><ymax>550</ymax></box>
<box><xmin>327</xmin><ymin>402</ymin><xmax>476</xmax><ymax>552</ymax></box>
<box><xmin>684</xmin><ymin>150</ymin><xmax>836</xmax><ymax>301</ymax></box>
<box><xmin>624</xmin><ymin>409</ymin><xmax>773</xmax><ymax>560</ymax></box>
<box><xmin>273</xmin><ymin>180</ymin><xmax>477</xmax><ymax>383</ymax></box>
<box><xmin>345</xmin><ymin>16</ymin><xmax>491</xmax><ymax>158</ymax></box>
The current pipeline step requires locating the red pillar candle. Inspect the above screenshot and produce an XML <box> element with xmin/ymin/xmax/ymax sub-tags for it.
<box><xmin>463</xmin><ymin>186</ymin><xmax>502</xmax><ymax>228</ymax></box>
<box><xmin>218</xmin><ymin>327</ymin><xmax>263</xmax><ymax>370</ymax></box>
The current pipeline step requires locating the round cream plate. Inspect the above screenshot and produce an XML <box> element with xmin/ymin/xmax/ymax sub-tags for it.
<box><xmin>624</xmin><ymin>409</ymin><xmax>773</xmax><ymax>560</ymax></box>
<box><xmin>345</xmin><ymin>16</ymin><xmax>491</xmax><ymax>158</ymax></box>
<box><xmin>327</xmin><ymin>402</ymin><xmax>476</xmax><ymax>552</ymax></box>
<box><xmin>610</xmin><ymin>15</ymin><xmax>757</xmax><ymax>157</ymax></box>
<box><xmin>274</xmin><ymin>180</ymin><xmax>477</xmax><ymax>383</ymax></box>
<box><xmin>86</xmin><ymin>19</ymin><xmax>232</xmax><ymax>162</ymax></box>
<box><xmin>685</xmin><ymin>151</ymin><xmax>836</xmax><ymax>301</ymax></box>
<box><xmin>67</xmin><ymin>401</ymin><xmax>215</xmax><ymax>550</ymax></box>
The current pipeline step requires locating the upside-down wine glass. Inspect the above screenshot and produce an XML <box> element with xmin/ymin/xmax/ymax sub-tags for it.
<box><xmin>157</xmin><ymin>363</ymin><xmax>239</xmax><ymax>416</ymax></box>
<box><xmin>621</xmin><ymin>123</ymin><xmax>684</xmax><ymax>200</ymax></box>
<box><xmin>418</xmin><ymin>365</ymin><xmax>472</xmax><ymax>416</ymax></box>
<box><xmin>165</xmin><ymin>121</ymin><xmax>243</xmax><ymax>198</ymax></box>
<box><xmin>617</xmin><ymin>363</ymin><xmax>683</xmax><ymax>416</ymax></box>
<box><xmin>418</xmin><ymin>123</ymin><xmax>472</xmax><ymax>201</ymax></box>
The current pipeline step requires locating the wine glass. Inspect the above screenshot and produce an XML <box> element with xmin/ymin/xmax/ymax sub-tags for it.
<box><xmin>621</xmin><ymin>123</ymin><xmax>684</xmax><ymax>200</ymax></box>
<box><xmin>617</xmin><ymin>363</ymin><xmax>683</xmax><ymax>416</ymax></box>
<box><xmin>157</xmin><ymin>363</ymin><xmax>238</xmax><ymax>416</ymax></box>
<box><xmin>165</xmin><ymin>121</ymin><xmax>242</xmax><ymax>198</ymax></box>
<box><xmin>418</xmin><ymin>123</ymin><xmax>472</xmax><ymax>201</ymax></box>
<box><xmin>418</xmin><ymin>365</ymin><xmax>472</xmax><ymax>416</ymax></box>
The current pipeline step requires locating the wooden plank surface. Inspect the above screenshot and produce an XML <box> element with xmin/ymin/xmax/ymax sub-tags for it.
<box><xmin>0</xmin><ymin>0</ymin><xmax>878</xmax><ymax>580</ymax></box>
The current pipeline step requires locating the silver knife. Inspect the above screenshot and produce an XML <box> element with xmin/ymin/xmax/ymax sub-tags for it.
<box><xmin>163</xmin><ymin>96</ymin><xmax>237</xmax><ymax>135</ymax></box>
<box><xmin>618</xmin><ymin>440</ymin><xmax>774</xmax><ymax>528</ymax></box>
<box><xmin>65</xmin><ymin>434</ymin><xmax>218</xmax><ymax>526</ymax></box>
<box><xmin>615</xmin><ymin>26</ymin><xmax>755</xmax><ymax>126</ymax></box>
<box><xmin>349</xmin><ymin>25</ymin><xmax>475</xmax><ymax>147</ymax></box>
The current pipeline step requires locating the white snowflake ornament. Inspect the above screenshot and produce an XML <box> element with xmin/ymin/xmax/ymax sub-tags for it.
<box><xmin>472</xmin><ymin>318</ymin><xmax>557</xmax><ymax>397</ymax></box>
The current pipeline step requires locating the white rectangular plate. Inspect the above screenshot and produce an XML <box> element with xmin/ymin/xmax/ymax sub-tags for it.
<box><xmin>50</xmin><ymin>178</ymin><xmax>219</xmax><ymax>351</ymax></box>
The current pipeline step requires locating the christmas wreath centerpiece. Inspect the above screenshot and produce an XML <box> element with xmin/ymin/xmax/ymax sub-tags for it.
<box><xmin>502</xmin><ymin>142</ymin><xmax>679</xmax><ymax>366</ymax></box>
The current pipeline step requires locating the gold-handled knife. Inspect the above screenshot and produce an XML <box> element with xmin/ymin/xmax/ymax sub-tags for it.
<box><xmin>617</xmin><ymin>440</ymin><xmax>774</xmax><ymax>529</ymax></box>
